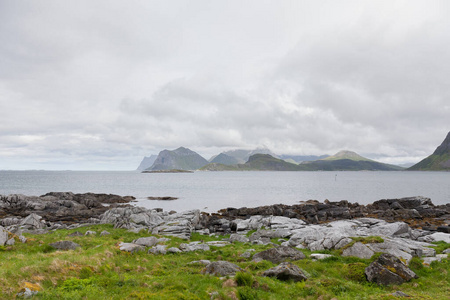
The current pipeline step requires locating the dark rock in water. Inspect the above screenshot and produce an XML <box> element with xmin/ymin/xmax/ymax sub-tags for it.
<box><xmin>201</xmin><ymin>261</ymin><xmax>243</xmax><ymax>276</ymax></box>
<box><xmin>263</xmin><ymin>262</ymin><xmax>308</xmax><ymax>282</ymax></box>
<box><xmin>147</xmin><ymin>196</ymin><xmax>178</xmax><ymax>201</ymax></box>
<box><xmin>252</xmin><ymin>246</ymin><xmax>305</xmax><ymax>264</ymax></box>
<box><xmin>49</xmin><ymin>241</ymin><xmax>81</xmax><ymax>250</ymax></box>
<box><xmin>365</xmin><ymin>253</ymin><xmax>418</xmax><ymax>286</ymax></box>
<box><xmin>437</xmin><ymin>226</ymin><xmax>450</xmax><ymax>233</ymax></box>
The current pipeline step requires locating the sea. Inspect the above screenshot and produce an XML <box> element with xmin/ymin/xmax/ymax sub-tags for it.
<box><xmin>0</xmin><ymin>171</ymin><xmax>449</xmax><ymax>213</ymax></box>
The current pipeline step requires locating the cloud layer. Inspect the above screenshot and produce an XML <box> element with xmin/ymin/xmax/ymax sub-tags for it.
<box><xmin>1</xmin><ymin>1</ymin><xmax>449</xmax><ymax>169</ymax></box>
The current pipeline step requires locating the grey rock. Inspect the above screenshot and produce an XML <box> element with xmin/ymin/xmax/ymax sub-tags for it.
<box><xmin>133</xmin><ymin>236</ymin><xmax>158</xmax><ymax>247</ymax></box>
<box><xmin>68</xmin><ymin>231</ymin><xmax>83</xmax><ymax>237</ymax></box>
<box><xmin>189</xmin><ymin>260</ymin><xmax>211</xmax><ymax>266</ymax></box>
<box><xmin>19</xmin><ymin>235</ymin><xmax>27</xmax><ymax>243</ymax></box>
<box><xmin>179</xmin><ymin>243</ymin><xmax>210</xmax><ymax>252</ymax></box>
<box><xmin>206</xmin><ymin>241</ymin><xmax>230</xmax><ymax>247</ymax></box>
<box><xmin>85</xmin><ymin>230</ymin><xmax>96</xmax><ymax>236</ymax></box>
<box><xmin>365</xmin><ymin>254</ymin><xmax>418</xmax><ymax>286</ymax></box>
<box><xmin>419</xmin><ymin>232</ymin><xmax>450</xmax><ymax>243</ymax></box>
<box><xmin>21</xmin><ymin>213</ymin><xmax>44</xmax><ymax>230</ymax></box>
<box><xmin>443</xmin><ymin>248</ymin><xmax>450</xmax><ymax>254</ymax></box>
<box><xmin>342</xmin><ymin>242</ymin><xmax>375</xmax><ymax>259</ymax></box>
<box><xmin>49</xmin><ymin>241</ymin><xmax>81</xmax><ymax>250</ymax></box>
<box><xmin>391</xmin><ymin>291</ymin><xmax>410</xmax><ymax>297</ymax></box>
<box><xmin>167</xmin><ymin>247</ymin><xmax>182</xmax><ymax>253</ymax></box>
<box><xmin>263</xmin><ymin>262</ymin><xmax>308</xmax><ymax>282</ymax></box>
<box><xmin>119</xmin><ymin>242</ymin><xmax>145</xmax><ymax>253</ymax></box>
<box><xmin>422</xmin><ymin>254</ymin><xmax>448</xmax><ymax>266</ymax></box>
<box><xmin>16</xmin><ymin>287</ymin><xmax>38</xmax><ymax>298</ymax></box>
<box><xmin>148</xmin><ymin>245</ymin><xmax>167</xmax><ymax>255</ymax></box>
<box><xmin>0</xmin><ymin>226</ymin><xmax>8</xmax><ymax>246</ymax></box>
<box><xmin>202</xmin><ymin>261</ymin><xmax>243</xmax><ymax>276</ymax></box>
<box><xmin>310</xmin><ymin>253</ymin><xmax>333</xmax><ymax>260</ymax></box>
<box><xmin>100</xmin><ymin>230</ymin><xmax>110</xmax><ymax>236</ymax></box>
<box><xmin>6</xmin><ymin>238</ymin><xmax>15</xmax><ymax>245</ymax></box>
<box><xmin>229</xmin><ymin>234</ymin><xmax>249</xmax><ymax>243</ymax></box>
<box><xmin>252</xmin><ymin>246</ymin><xmax>305</xmax><ymax>264</ymax></box>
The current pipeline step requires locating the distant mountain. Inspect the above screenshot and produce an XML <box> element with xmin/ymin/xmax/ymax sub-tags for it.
<box><xmin>408</xmin><ymin>131</ymin><xmax>450</xmax><ymax>171</ymax></box>
<box><xmin>201</xmin><ymin>151</ymin><xmax>403</xmax><ymax>171</ymax></box>
<box><xmin>211</xmin><ymin>147</ymin><xmax>278</xmax><ymax>164</ymax></box>
<box><xmin>279</xmin><ymin>154</ymin><xmax>329</xmax><ymax>164</ymax></box>
<box><xmin>136</xmin><ymin>155</ymin><xmax>158</xmax><ymax>171</ymax></box>
<box><xmin>147</xmin><ymin>147</ymin><xmax>208</xmax><ymax>171</ymax></box>
<box><xmin>321</xmin><ymin>150</ymin><xmax>372</xmax><ymax>161</ymax></box>
<box><xmin>210</xmin><ymin>153</ymin><xmax>240</xmax><ymax>165</ymax></box>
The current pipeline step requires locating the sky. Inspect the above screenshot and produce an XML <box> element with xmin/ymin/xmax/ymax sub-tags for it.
<box><xmin>1</xmin><ymin>0</ymin><xmax>449</xmax><ymax>170</ymax></box>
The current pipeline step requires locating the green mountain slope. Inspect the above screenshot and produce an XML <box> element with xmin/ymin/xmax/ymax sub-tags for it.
<box><xmin>147</xmin><ymin>147</ymin><xmax>208</xmax><ymax>171</ymax></box>
<box><xmin>409</xmin><ymin>131</ymin><xmax>450</xmax><ymax>171</ymax></box>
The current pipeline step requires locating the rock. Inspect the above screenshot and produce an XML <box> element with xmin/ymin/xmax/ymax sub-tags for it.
<box><xmin>0</xmin><ymin>226</ymin><xmax>8</xmax><ymax>246</ymax></box>
<box><xmin>16</xmin><ymin>282</ymin><xmax>41</xmax><ymax>298</ymax></box>
<box><xmin>100</xmin><ymin>230</ymin><xmax>110</xmax><ymax>236</ymax></box>
<box><xmin>419</xmin><ymin>232</ymin><xmax>450</xmax><ymax>243</ymax></box>
<box><xmin>342</xmin><ymin>242</ymin><xmax>375</xmax><ymax>259</ymax></box>
<box><xmin>49</xmin><ymin>241</ymin><xmax>81</xmax><ymax>250</ymax></box>
<box><xmin>179</xmin><ymin>243</ymin><xmax>210</xmax><ymax>252</ymax></box>
<box><xmin>148</xmin><ymin>245</ymin><xmax>167</xmax><ymax>255</ymax></box>
<box><xmin>365</xmin><ymin>254</ymin><xmax>418</xmax><ymax>286</ymax></box>
<box><xmin>422</xmin><ymin>254</ymin><xmax>448</xmax><ymax>266</ymax></box>
<box><xmin>229</xmin><ymin>234</ymin><xmax>249</xmax><ymax>243</ymax></box>
<box><xmin>263</xmin><ymin>262</ymin><xmax>308</xmax><ymax>282</ymax></box>
<box><xmin>443</xmin><ymin>248</ymin><xmax>450</xmax><ymax>254</ymax></box>
<box><xmin>437</xmin><ymin>226</ymin><xmax>450</xmax><ymax>233</ymax></box>
<box><xmin>269</xmin><ymin>216</ymin><xmax>306</xmax><ymax>230</ymax></box>
<box><xmin>391</xmin><ymin>291</ymin><xmax>410</xmax><ymax>297</ymax></box>
<box><xmin>6</xmin><ymin>238</ymin><xmax>15</xmax><ymax>245</ymax></box>
<box><xmin>167</xmin><ymin>247</ymin><xmax>182</xmax><ymax>253</ymax></box>
<box><xmin>188</xmin><ymin>260</ymin><xmax>211</xmax><ymax>266</ymax></box>
<box><xmin>133</xmin><ymin>237</ymin><xmax>158</xmax><ymax>247</ymax></box>
<box><xmin>119</xmin><ymin>242</ymin><xmax>145</xmax><ymax>253</ymax></box>
<box><xmin>202</xmin><ymin>261</ymin><xmax>243</xmax><ymax>276</ymax></box>
<box><xmin>19</xmin><ymin>235</ymin><xmax>27</xmax><ymax>243</ymax></box>
<box><xmin>20</xmin><ymin>213</ymin><xmax>44</xmax><ymax>230</ymax></box>
<box><xmin>252</xmin><ymin>246</ymin><xmax>305</xmax><ymax>264</ymax></box>
<box><xmin>310</xmin><ymin>253</ymin><xmax>333</xmax><ymax>260</ymax></box>
<box><xmin>85</xmin><ymin>230</ymin><xmax>96</xmax><ymax>236</ymax></box>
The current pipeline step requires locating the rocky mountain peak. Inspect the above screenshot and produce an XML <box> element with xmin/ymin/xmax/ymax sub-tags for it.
<box><xmin>432</xmin><ymin>131</ymin><xmax>450</xmax><ymax>155</ymax></box>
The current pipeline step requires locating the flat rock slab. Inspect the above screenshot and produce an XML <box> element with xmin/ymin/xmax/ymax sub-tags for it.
<box><xmin>342</xmin><ymin>242</ymin><xmax>375</xmax><ymax>259</ymax></box>
<box><xmin>365</xmin><ymin>253</ymin><xmax>418</xmax><ymax>286</ymax></box>
<box><xmin>49</xmin><ymin>241</ymin><xmax>81</xmax><ymax>250</ymax></box>
<box><xmin>263</xmin><ymin>262</ymin><xmax>308</xmax><ymax>282</ymax></box>
<box><xmin>252</xmin><ymin>246</ymin><xmax>305</xmax><ymax>264</ymax></box>
<box><xmin>119</xmin><ymin>242</ymin><xmax>145</xmax><ymax>253</ymax></box>
<box><xmin>133</xmin><ymin>236</ymin><xmax>158</xmax><ymax>247</ymax></box>
<box><xmin>202</xmin><ymin>261</ymin><xmax>243</xmax><ymax>276</ymax></box>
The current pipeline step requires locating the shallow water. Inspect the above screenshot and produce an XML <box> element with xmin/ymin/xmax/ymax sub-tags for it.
<box><xmin>0</xmin><ymin>170</ymin><xmax>449</xmax><ymax>212</ymax></box>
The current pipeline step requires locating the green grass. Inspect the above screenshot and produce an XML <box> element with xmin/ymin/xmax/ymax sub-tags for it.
<box><xmin>0</xmin><ymin>225</ymin><xmax>448</xmax><ymax>299</ymax></box>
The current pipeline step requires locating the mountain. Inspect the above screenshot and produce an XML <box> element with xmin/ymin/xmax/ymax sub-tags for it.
<box><xmin>136</xmin><ymin>155</ymin><xmax>158</xmax><ymax>171</ymax></box>
<box><xmin>211</xmin><ymin>147</ymin><xmax>278</xmax><ymax>164</ymax></box>
<box><xmin>210</xmin><ymin>153</ymin><xmax>240</xmax><ymax>165</ymax></box>
<box><xmin>147</xmin><ymin>147</ymin><xmax>208</xmax><ymax>171</ymax></box>
<box><xmin>321</xmin><ymin>150</ymin><xmax>372</xmax><ymax>161</ymax></box>
<box><xmin>279</xmin><ymin>154</ymin><xmax>329</xmax><ymax>164</ymax></box>
<box><xmin>408</xmin><ymin>131</ymin><xmax>450</xmax><ymax>171</ymax></box>
<box><xmin>201</xmin><ymin>154</ymin><xmax>300</xmax><ymax>171</ymax></box>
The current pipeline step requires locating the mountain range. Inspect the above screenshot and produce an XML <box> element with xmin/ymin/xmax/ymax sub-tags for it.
<box><xmin>138</xmin><ymin>131</ymin><xmax>450</xmax><ymax>172</ymax></box>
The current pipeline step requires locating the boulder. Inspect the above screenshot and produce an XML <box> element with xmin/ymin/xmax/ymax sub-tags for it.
<box><xmin>20</xmin><ymin>213</ymin><xmax>44</xmax><ymax>230</ymax></box>
<box><xmin>179</xmin><ymin>242</ymin><xmax>210</xmax><ymax>252</ymax></box>
<box><xmin>49</xmin><ymin>241</ymin><xmax>81</xmax><ymax>250</ymax></box>
<box><xmin>263</xmin><ymin>262</ymin><xmax>308</xmax><ymax>282</ymax></box>
<box><xmin>229</xmin><ymin>234</ymin><xmax>250</xmax><ymax>243</ymax></box>
<box><xmin>252</xmin><ymin>246</ymin><xmax>305</xmax><ymax>264</ymax></box>
<box><xmin>365</xmin><ymin>254</ymin><xmax>418</xmax><ymax>285</ymax></box>
<box><xmin>202</xmin><ymin>261</ymin><xmax>243</xmax><ymax>276</ymax></box>
<box><xmin>0</xmin><ymin>226</ymin><xmax>8</xmax><ymax>246</ymax></box>
<box><xmin>119</xmin><ymin>242</ymin><xmax>145</xmax><ymax>253</ymax></box>
<box><xmin>310</xmin><ymin>253</ymin><xmax>333</xmax><ymax>260</ymax></box>
<box><xmin>85</xmin><ymin>230</ymin><xmax>96</xmax><ymax>236</ymax></box>
<box><xmin>100</xmin><ymin>231</ymin><xmax>110</xmax><ymax>236</ymax></box>
<box><xmin>133</xmin><ymin>237</ymin><xmax>158</xmax><ymax>247</ymax></box>
<box><xmin>342</xmin><ymin>242</ymin><xmax>375</xmax><ymax>259</ymax></box>
<box><xmin>148</xmin><ymin>245</ymin><xmax>167</xmax><ymax>255</ymax></box>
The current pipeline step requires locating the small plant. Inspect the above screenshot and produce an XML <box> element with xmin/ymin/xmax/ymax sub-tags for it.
<box><xmin>343</xmin><ymin>262</ymin><xmax>367</xmax><ymax>282</ymax></box>
<box><xmin>237</xmin><ymin>286</ymin><xmax>258</xmax><ymax>300</ymax></box>
<box><xmin>235</xmin><ymin>272</ymin><xmax>254</xmax><ymax>287</ymax></box>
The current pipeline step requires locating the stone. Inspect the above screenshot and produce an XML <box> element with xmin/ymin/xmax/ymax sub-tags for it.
<box><xmin>6</xmin><ymin>238</ymin><xmax>15</xmax><ymax>245</ymax></box>
<box><xmin>342</xmin><ymin>242</ymin><xmax>375</xmax><ymax>259</ymax></box>
<box><xmin>422</xmin><ymin>254</ymin><xmax>448</xmax><ymax>266</ymax></box>
<box><xmin>119</xmin><ymin>242</ymin><xmax>145</xmax><ymax>253</ymax></box>
<box><xmin>263</xmin><ymin>262</ymin><xmax>308</xmax><ymax>282</ymax></box>
<box><xmin>100</xmin><ymin>230</ymin><xmax>110</xmax><ymax>236</ymax></box>
<box><xmin>68</xmin><ymin>231</ymin><xmax>83</xmax><ymax>237</ymax></box>
<box><xmin>167</xmin><ymin>247</ymin><xmax>182</xmax><ymax>253</ymax></box>
<box><xmin>229</xmin><ymin>234</ymin><xmax>249</xmax><ymax>243</ymax></box>
<box><xmin>0</xmin><ymin>226</ymin><xmax>8</xmax><ymax>246</ymax></box>
<box><xmin>252</xmin><ymin>246</ymin><xmax>305</xmax><ymax>264</ymax></box>
<box><xmin>49</xmin><ymin>241</ymin><xmax>81</xmax><ymax>250</ymax></box>
<box><xmin>365</xmin><ymin>254</ymin><xmax>418</xmax><ymax>286</ymax></box>
<box><xmin>20</xmin><ymin>213</ymin><xmax>44</xmax><ymax>230</ymax></box>
<box><xmin>310</xmin><ymin>253</ymin><xmax>333</xmax><ymax>260</ymax></box>
<box><xmin>179</xmin><ymin>243</ymin><xmax>210</xmax><ymax>252</ymax></box>
<box><xmin>85</xmin><ymin>230</ymin><xmax>96</xmax><ymax>236</ymax></box>
<box><xmin>206</xmin><ymin>241</ymin><xmax>230</xmax><ymax>247</ymax></box>
<box><xmin>202</xmin><ymin>261</ymin><xmax>243</xmax><ymax>276</ymax></box>
<box><xmin>188</xmin><ymin>260</ymin><xmax>211</xmax><ymax>266</ymax></box>
<box><xmin>443</xmin><ymin>248</ymin><xmax>450</xmax><ymax>254</ymax></box>
<box><xmin>133</xmin><ymin>237</ymin><xmax>158</xmax><ymax>247</ymax></box>
<box><xmin>148</xmin><ymin>245</ymin><xmax>167</xmax><ymax>255</ymax></box>
<box><xmin>391</xmin><ymin>291</ymin><xmax>410</xmax><ymax>297</ymax></box>
<box><xmin>419</xmin><ymin>232</ymin><xmax>450</xmax><ymax>243</ymax></box>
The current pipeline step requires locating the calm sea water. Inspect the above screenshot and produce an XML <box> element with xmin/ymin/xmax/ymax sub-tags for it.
<box><xmin>0</xmin><ymin>171</ymin><xmax>449</xmax><ymax>213</ymax></box>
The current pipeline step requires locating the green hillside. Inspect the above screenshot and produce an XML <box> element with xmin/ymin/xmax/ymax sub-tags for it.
<box><xmin>408</xmin><ymin>131</ymin><xmax>450</xmax><ymax>171</ymax></box>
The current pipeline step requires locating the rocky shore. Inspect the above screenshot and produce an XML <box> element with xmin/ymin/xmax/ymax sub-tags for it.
<box><xmin>1</xmin><ymin>192</ymin><xmax>450</xmax><ymax>291</ymax></box>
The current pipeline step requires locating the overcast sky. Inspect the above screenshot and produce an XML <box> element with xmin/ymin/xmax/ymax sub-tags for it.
<box><xmin>1</xmin><ymin>1</ymin><xmax>449</xmax><ymax>170</ymax></box>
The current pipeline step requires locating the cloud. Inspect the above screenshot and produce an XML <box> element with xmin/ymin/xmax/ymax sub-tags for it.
<box><xmin>0</xmin><ymin>1</ymin><xmax>449</xmax><ymax>169</ymax></box>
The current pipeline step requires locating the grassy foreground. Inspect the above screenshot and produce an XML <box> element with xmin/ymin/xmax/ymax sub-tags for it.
<box><xmin>0</xmin><ymin>224</ymin><xmax>449</xmax><ymax>299</ymax></box>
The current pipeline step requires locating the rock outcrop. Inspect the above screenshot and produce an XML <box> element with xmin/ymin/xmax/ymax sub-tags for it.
<box><xmin>365</xmin><ymin>254</ymin><xmax>418</xmax><ymax>285</ymax></box>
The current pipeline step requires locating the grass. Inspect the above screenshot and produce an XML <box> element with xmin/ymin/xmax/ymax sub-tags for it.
<box><xmin>0</xmin><ymin>225</ymin><xmax>448</xmax><ymax>299</ymax></box>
